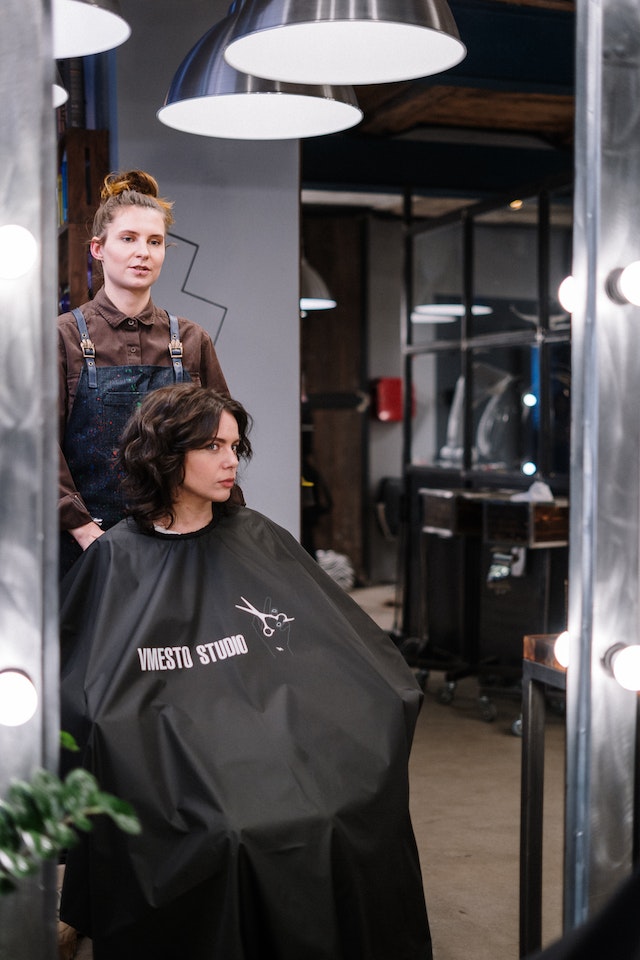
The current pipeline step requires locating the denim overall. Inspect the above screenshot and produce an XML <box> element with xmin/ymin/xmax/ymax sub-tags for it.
<box><xmin>60</xmin><ymin>307</ymin><xmax>189</xmax><ymax>575</ymax></box>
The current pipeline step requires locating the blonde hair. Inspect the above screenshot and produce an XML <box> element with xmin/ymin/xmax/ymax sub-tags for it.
<box><xmin>92</xmin><ymin>169</ymin><xmax>175</xmax><ymax>240</ymax></box>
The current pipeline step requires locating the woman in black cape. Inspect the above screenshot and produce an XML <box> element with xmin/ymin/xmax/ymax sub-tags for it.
<box><xmin>60</xmin><ymin>383</ymin><xmax>432</xmax><ymax>960</ymax></box>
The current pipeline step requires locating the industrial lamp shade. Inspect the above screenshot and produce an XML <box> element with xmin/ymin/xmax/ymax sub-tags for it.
<box><xmin>53</xmin><ymin>68</ymin><xmax>69</xmax><ymax>108</ymax></box>
<box><xmin>158</xmin><ymin>14</ymin><xmax>362</xmax><ymax>140</ymax></box>
<box><xmin>300</xmin><ymin>256</ymin><xmax>336</xmax><ymax>311</ymax></box>
<box><xmin>52</xmin><ymin>0</ymin><xmax>131</xmax><ymax>59</ymax></box>
<box><xmin>224</xmin><ymin>0</ymin><xmax>466</xmax><ymax>86</ymax></box>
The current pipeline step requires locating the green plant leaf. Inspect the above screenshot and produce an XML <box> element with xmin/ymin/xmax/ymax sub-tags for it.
<box><xmin>96</xmin><ymin>795</ymin><xmax>141</xmax><ymax>835</ymax></box>
<box><xmin>0</xmin><ymin>759</ymin><xmax>141</xmax><ymax>897</ymax></box>
<box><xmin>60</xmin><ymin>731</ymin><xmax>79</xmax><ymax>752</ymax></box>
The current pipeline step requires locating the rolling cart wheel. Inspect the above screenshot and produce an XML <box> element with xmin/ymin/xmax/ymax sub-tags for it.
<box><xmin>415</xmin><ymin>669</ymin><xmax>429</xmax><ymax>691</ymax></box>
<box><xmin>437</xmin><ymin>681</ymin><xmax>456</xmax><ymax>705</ymax></box>
<box><xmin>478</xmin><ymin>695</ymin><xmax>497</xmax><ymax>722</ymax></box>
<box><xmin>511</xmin><ymin>715</ymin><xmax>523</xmax><ymax>737</ymax></box>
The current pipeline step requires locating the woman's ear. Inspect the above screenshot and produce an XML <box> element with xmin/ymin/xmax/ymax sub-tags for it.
<box><xmin>89</xmin><ymin>237</ymin><xmax>103</xmax><ymax>261</ymax></box>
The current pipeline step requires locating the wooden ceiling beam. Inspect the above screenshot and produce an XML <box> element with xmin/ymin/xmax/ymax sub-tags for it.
<box><xmin>358</xmin><ymin>87</ymin><xmax>574</xmax><ymax>145</ymax></box>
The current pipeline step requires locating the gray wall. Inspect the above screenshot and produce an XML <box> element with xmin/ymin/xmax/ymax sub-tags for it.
<box><xmin>116</xmin><ymin>0</ymin><xmax>301</xmax><ymax>535</ymax></box>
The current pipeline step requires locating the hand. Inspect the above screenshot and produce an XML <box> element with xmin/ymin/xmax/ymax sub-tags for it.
<box><xmin>69</xmin><ymin>521</ymin><xmax>104</xmax><ymax>551</ymax></box>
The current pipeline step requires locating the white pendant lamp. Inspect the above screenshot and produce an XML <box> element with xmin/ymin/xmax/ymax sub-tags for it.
<box><xmin>224</xmin><ymin>0</ymin><xmax>466</xmax><ymax>86</ymax></box>
<box><xmin>53</xmin><ymin>68</ymin><xmax>69</xmax><ymax>108</ymax></box>
<box><xmin>52</xmin><ymin>0</ymin><xmax>131</xmax><ymax>60</ymax></box>
<box><xmin>300</xmin><ymin>256</ymin><xmax>336</xmax><ymax>311</ymax></box>
<box><xmin>158</xmin><ymin>12</ymin><xmax>362</xmax><ymax>140</ymax></box>
<box><xmin>411</xmin><ymin>303</ymin><xmax>492</xmax><ymax>323</ymax></box>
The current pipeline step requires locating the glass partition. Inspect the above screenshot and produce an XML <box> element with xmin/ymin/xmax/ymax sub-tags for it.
<box><xmin>473</xmin><ymin>196</ymin><xmax>540</xmax><ymax>336</ymax></box>
<box><xmin>411</xmin><ymin>221</ymin><xmax>464</xmax><ymax>347</ymax></box>
<box><xmin>405</xmin><ymin>181</ymin><xmax>572</xmax><ymax>488</ymax></box>
<box><xmin>410</xmin><ymin>349</ymin><xmax>461</xmax><ymax>466</ymax></box>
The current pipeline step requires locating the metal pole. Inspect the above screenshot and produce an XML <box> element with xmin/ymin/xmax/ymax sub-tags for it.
<box><xmin>566</xmin><ymin>0</ymin><xmax>640</xmax><ymax>927</ymax></box>
<box><xmin>0</xmin><ymin>1</ymin><xmax>59</xmax><ymax>957</ymax></box>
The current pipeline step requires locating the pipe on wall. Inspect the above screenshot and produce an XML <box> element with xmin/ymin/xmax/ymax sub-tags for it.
<box><xmin>0</xmin><ymin>0</ymin><xmax>59</xmax><ymax>956</ymax></box>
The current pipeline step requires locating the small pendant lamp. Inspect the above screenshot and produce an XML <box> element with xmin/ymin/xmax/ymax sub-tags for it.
<box><xmin>53</xmin><ymin>68</ymin><xmax>69</xmax><ymax>108</ymax></box>
<box><xmin>52</xmin><ymin>0</ymin><xmax>131</xmax><ymax>60</ymax></box>
<box><xmin>300</xmin><ymin>256</ymin><xmax>336</xmax><ymax>312</ymax></box>
<box><xmin>224</xmin><ymin>0</ymin><xmax>466</xmax><ymax>86</ymax></box>
<box><xmin>158</xmin><ymin>10</ymin><xmax>362</xmax><ymax>140</ymax></box>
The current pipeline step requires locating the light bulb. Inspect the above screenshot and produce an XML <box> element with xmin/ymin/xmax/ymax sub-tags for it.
<box><xmin>610</xmin><ymin>644</ymin><xmax>640</xmax><ymax>691</ymax></box>
<box><xmin>0</xmin><ymin>225</ymin><xmax>39</xmax><ymax>279</ymax></box>
<box><xmin>522</xmin><ymin>392</ymin><xmax>537</xmax><ymax>408</ymax></box>
<box><xmin>558</xmin><ymin>275</ymin><xmax>577</xmax><ymax>313</ymax></box>
<box><xmin>0</xmin><ymin>670</ymin><xmax>38</xmax><ymax>726</ymax></box>
<box><xmin>618</xmin><ymin>261</ymin><xmax>640</xmax><ymax>306</ymax></box>
<box><xmin>554</xmin><ymin>630</ymin><xmax>570</xmax><ymax>668</ymax></box>
<box><xmin>521</xmin><ymin>461</ymin><xmax>537</xmax><ymax>477</ymax></box>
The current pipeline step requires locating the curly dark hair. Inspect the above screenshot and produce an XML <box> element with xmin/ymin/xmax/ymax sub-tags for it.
<box><xmin>118</xmin><ymin>384</ymin><xmax>252</xmax><ymax>530</ymax></box>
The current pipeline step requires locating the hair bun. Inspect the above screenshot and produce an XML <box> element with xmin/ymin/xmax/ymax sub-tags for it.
<box><xmin>100</xmin><ymin>169</ymin><xmax>161</xmax><ymax>203</ymax></box>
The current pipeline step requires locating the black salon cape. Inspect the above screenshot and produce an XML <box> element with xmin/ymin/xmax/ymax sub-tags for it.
<box><xmin>60</xmin><ymin>508</ymin><xmax>431</xmax><ymax>960</ymax></box>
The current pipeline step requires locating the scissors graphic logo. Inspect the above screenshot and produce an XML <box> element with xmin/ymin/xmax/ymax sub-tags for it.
<box><xmin>235</xmin><ymin>596</ymin><xmax>295</xmax><ymax>638</ymax></box>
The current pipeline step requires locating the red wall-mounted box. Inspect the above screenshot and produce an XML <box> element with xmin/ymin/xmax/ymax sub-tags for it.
<box><xmin>371</xmin><ymin>377</ymin><xmax>415</xmax><ymax>422</ymax></box>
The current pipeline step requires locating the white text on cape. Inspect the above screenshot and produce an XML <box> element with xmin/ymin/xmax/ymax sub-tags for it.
<box><xmin>137</xmin><ymin>635</ymin><xmax>248</xmax><ymax>671</ymax></box>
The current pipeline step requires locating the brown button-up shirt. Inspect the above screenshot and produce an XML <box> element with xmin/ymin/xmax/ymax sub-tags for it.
<box><xmin>59</xmin><ymin>288</ymin><xmax>230</xmax><ymax>531</ymax></box>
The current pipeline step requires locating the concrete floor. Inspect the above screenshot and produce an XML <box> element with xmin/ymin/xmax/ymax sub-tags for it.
<box><xmin>352</xmin><ymin>583</ymin><xmax>565</xmax><ymax>960</ymax></box>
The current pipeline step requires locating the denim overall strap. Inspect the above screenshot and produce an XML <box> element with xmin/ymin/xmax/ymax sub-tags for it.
<box><xmin>167</xmin><ymin>313</ymin><xmax>185</xmax><ymax>382</ymax></box>
<box><xmin>72</xmin><ymin>307</ymin><xmax>97</xmax><ymax>388</ymax></box>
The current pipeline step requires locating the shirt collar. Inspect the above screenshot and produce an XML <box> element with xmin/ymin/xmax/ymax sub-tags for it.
<box><xmin>94</xmin><ymin>287</ymin><xmax>156</xmax><ymax>328</ymax></box>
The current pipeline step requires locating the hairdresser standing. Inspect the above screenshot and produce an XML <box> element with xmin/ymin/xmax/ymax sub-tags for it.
<box><xmin>58</xmin><ymin>169</ymin><xmax>235</xmax><ymax>575</ymax></box>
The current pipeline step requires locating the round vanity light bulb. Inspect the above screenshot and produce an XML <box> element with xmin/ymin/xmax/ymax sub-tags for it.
<box><xmin>521</xmin><ymin>461</ymin><xmax>537</xmax><ymax>477</ymax></box>
<box><xmin>0</xmin><ymin>670</ymin><xmax>38</xmax><ymax>726</ymax></box>
<box><xmin>611</xmin><ymin>645</ymin><xmax>640</xmax><ymax>691</ymax></box>
<box><xmin>558</xmin><ymin>275</ymin><xmax>577</xmax><ymax>314</ymax></box>
<box><xmin>554</xmin><ymin>630</ymin><xmax>570</xmax><ymax>669</ymax></box>
<box><xmin>0</xmin><ymin>225</ymin><xmax>39</xmax><ymax>280</ymax></box>
<box><xmin>618</xmin><ymin>261</ymin><xmax>640</xmax><ymax>307</ymax></box>
<box><xmin>522</xmin><ymin>392</ymin><xmax>537</xmax><ymax>408</ymax></box>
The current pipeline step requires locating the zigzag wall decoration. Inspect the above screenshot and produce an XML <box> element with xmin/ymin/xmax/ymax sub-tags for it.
<box><xmin>166</xmin><ymin>232</ymin><xmax>228</xmax><ymax>344</ymax></box>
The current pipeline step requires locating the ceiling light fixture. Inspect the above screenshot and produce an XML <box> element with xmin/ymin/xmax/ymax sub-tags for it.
<box><xmin>411</xmin><ymin>303</ymin><xmax>492</xmax><ymax>324</ymax></box>
<box><xmin>52</xmin><ymin>0</ymin><xmax>131</xmax><ymax>59</ymax></box>
<box><xmin>224</xmin><ymin>0</ymin><xmax>466</xmax><ymax>86</ymax></box>
<box><xmin>158</xmin><ymin>10</ymin><xmax>362</xmax><ymax>140</ymax></box>
<box><xmin>53</xmin><ymin>66</ymin><xmax>69</xmax><ymax>109</ymax></box>
<box><xmin>300</xmin><ymin>256</ymin><xmax>336</xmax><ymax>312</ymax></box>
